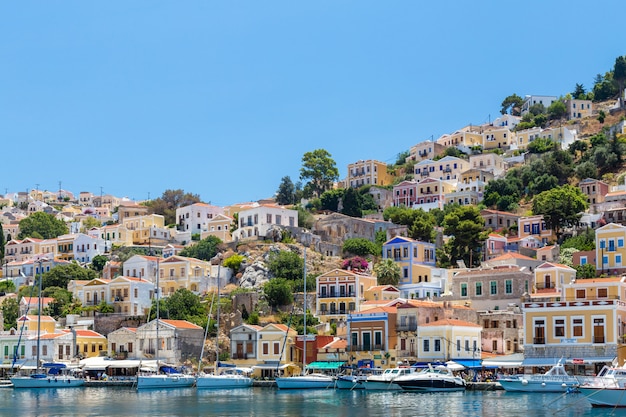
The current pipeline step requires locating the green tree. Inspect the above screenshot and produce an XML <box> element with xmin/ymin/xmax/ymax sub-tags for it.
<box><xmin>43</xmin><ymin>262</ymin><xmax>97</xmax><ymax>289</ymax></box>
<box><xmin>164</xmin><ymin>288</ymin><xmax>206</xmax><ymax>325</ymax></box>
<box><xmin>593</xmin><ymin>72</ymin><xmax>618</xmax><ymax>102</ymax></box>
<box><xmin>529</xmin><ymin>102</ymin><xmax>545</xmax><ymax>116</ymax></box>
<box><xmin>572</xmin><ymin>83</ymin><xmax>586</xmax><ymax>100</ymax></box>
<box><xmin>561</xmin><ymin>228</ymin><xmax>595</xmax><ymax>251</ymax></box>
<box><xmin>575</xmin><ymin>264</ymin><xmax>597</xmax><ymax>279</ymax></box>
<box><xmin>145</xmin><ymin>189</ymin><xmax>201</xmax><ymax>225</ymax></box>
<box><xmin>179</xmin><ymin>236</ymin><xmax>222</xmax><ymax>261</ymax></box>
<box><xmin>575</xmin><ymin>161</ymin><xmax>598</xmax><ymax>180</ymax></box>
<box><xmin>342</xmin><ymin>238</ymin><xmax>378</xmax><ymax>257</ymax></box>
<box><xmin>341</xmin><ymin>188</ymin><xmax>362</xmax><ymax>218</ymax></box>
<box><xmin>442</xmin><ymin>206</ymin><xmax>487</xmax><ymax>268</ymax></box>
<box><xmin>529</xmin><ymin>174</ymin><xmax>559</xmax><ymax>196</ymax></box>
<box><xmin>547</xmin><ymin>100</ymin><xmax>567</xmax><ymax>120</ymax></box>
<box><xmin>500</xmin><ymin>94</ymin><xmax>524</xmax><ymax>116</ymax></box>
<box><xmin>383</xmin><ymin>206</ymin><xmax>436</xmax><ymax>243</ymax></box>
<box><xmin>1</xmin><ymin>298</ymin><xmax>19</xmax><ymax>330</ymax></box>
<box><xmin>532</xmin><ymin>185</ymin><xmax>588</xmax><ymax>243</ymax></box>
<box><xmin>275</xmin><ymin>176</ymin><xmax>296</xmax><ymax>205</ymax></box>
<box><xmin>614</xmin><ymin>55</ymin><xmax>626</xmax><ymax>109</ymax></box>
<box><xmin>297</xmin><ymin>206</ymin><xmax>315</xmax><ymax>229</ymax></box>
<box><xmin>264</xmin><ymin>278</ymin><xmax>293</xmax><ymax>309</ymax></box>
<box><xmin>559</xmin><ymin>247</ymin><xmax>579</xmax><ymax>267</ymax></box>
<box><xmin>373</xmin><ymin>259</ymin><xmax>401</xmax><ymax>286</ymax></box>
<box><xmin>320</xmin><ymin>189</ymin><xmax>344</xmax><ymax>212</ymax></box>
<box><xmin>223</xmin><ymin>254</ymin><xmax>245</xmax><ymax>274</ymax></box>
<box><xmin>18</xmin><ymin>212</ymin><xmax>69</xmax><ymax>239</ymax></box>
<box><xmin>247</xmin><ymin>311</ymin><xmax>260</xmax><ymax>325</ymax></box>
<box><xmin>299</xmin><ymin>149</ymin><xmax>339</xmax><ymax>197</ymax></box>
<box><xmin>0</xmin><ymin>280</ymin><xmax>16</xmax><ymax>293</ymax></box>
<box><xmin>42</xmin><ymin>286</ymin><xmax>74</xmax><ymax>318</ymax></box>
<box><xmin>80</xmin><ymin>217</ymin><xmax>102</xmax><ymax>233</ymax></box>
<box><xmin>90</xmin><ymin>255</ymin><xmax>108</xmax><ymax>273</ymax></box>
<box><xmin>97</xmin><ymin>300</ymin><xmax>114</xmax><ymax>314</ymax></box>
<box><xmin>527</xmin><ymin>137</ymin><xmax>557</xmax><ymax>154</ymax></box>
<box><xmin>267</xmin><ymin>251</ymin><xmax>303</xmax><ymax>281</ymax></box>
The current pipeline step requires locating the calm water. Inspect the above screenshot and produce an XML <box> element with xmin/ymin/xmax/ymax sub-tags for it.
<box><xmin>0</xmin><ymin>387</ymin><xmax>620</xmax><ymax>417</ymax></box>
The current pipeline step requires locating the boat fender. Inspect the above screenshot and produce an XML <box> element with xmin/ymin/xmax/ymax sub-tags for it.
<box><xmin>561</xmin><ymin>383</ymin><xmax>567</xmax><ymax>388</ymax></box>
<box><xmin>541</xmin><ymin>382</ymin><xmax>546</xmax><ymax>387</ymax></box>
<box><xmin>521</xmin><ymin>379</ymin><xmax>528</xmax><ymax>385</ymax></box>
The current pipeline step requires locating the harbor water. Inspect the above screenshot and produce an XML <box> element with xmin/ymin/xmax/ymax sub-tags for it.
<box><xmin>0</xmin><ymin>387</ymin><xmax>622</xmax><ymax>417</ymax></box>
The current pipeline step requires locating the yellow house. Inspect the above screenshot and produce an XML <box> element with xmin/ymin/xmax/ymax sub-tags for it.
<box><xmin>482</xmin><ymin>127</ymin><xmax>512</xmax><ymax>150</ymax></box>
<box><xmin>315</xmin><ymin>268</ymin><xmax>377</xmax><ymax>324</ymax></box>
<box><xmin>257</xmin><ymin>324</ymin><xmax>297</xmax><ymax>371</ymax></box>
<box><xmin>363</xmin><ymin>285</ymin><xmax>401</xmax><ymax>302</ymax></box>
<box><xmin>347</xmin><ymin>159</ymin><xmax>395</xmax><ymax>188</ymax></box>
<box><xmin>523</xmin><ymin>277</ymin><xmax>626</xmax><ymax>369</ymax></box>
<box><xmin>436</xmin><ymin>129</ymin><xmax>482</xmax><ymax>148</ymax></box>
<box><xmin>16</xmin><ymin>315</ymin><xmax>56</xmax><ymax>334</ymax></box>
<box><xmin>512</xmin><ymin>126</ymin><xmax>542</xmax><ymax>150</ymax></box>
<box><xmin>596</xmin><ymin>223</ymin><xmax>626</xmax><ymax>275</ymax></box>
<box><xmin>122</xmin><ymin>214</ymin><xmax>168</xmax><ymax>245</ymax></box>
<box><xmin>72</xmin><ymin>329</ymin><xmax>108</xmax><ymax>358</ymax></box>
<box><xmin>532</xmin><ymin>262</ymin><xmax>576</xmax><ymax>299</ymax></box>
<box><xmin>158</xmin><ymin>255</ymin><xmax>211</xmax><ymax>295</ymax></box>
<box><xmin>200</xmin><ymin>213</ymin><xmax>234</xmax><ymax>243</ymax></box>
<box><xmin>518</xmin><ymin>215</ymin><xmax>554</xmax><ymax>245</ymax></box>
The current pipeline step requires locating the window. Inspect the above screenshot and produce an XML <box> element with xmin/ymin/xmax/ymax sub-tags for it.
<box><xmin>423</xmin><ymin>339</ymin><xmax>430</xmax><ymax>352</ymax></box>
<box><xmin>460</xmin><ymin>283</ymin><xmax>467</xmax><ymax>297</ymax></box>
<box><xmin>273</xmin><ymin>342</ymin><xmax>280</xmax><ymax>355</ymax></box>
<box><xmin>434</xmin><ymin>339</ymin><xmax>441</xmax><ymax>352</ymax></box>
<box><xmin>576</xmin><ymin>289</ymin><xmax>586</xmax><ymax>299</ymax></box>
<box><xmin>505</xmin><ymin>280</ymin><xmax>512</xmax><ymax>294</ymax></box>
<box><xmin>262</xmin><ymin>342</ymin><xmax>269</xmax><ymax>355</ymax></box>
<box><xmin>554</xmin><ymin>318</ymin><xmax>565</xmax><ymax>338</ymax></box>
<box><xmin>456</xmin><ymin>339</ymin><xmax>461</xmax><ymax>351</ymax></box>
<box><xmin>128</xmin><ymin>343</ymin><xmax>133</xmax><ymax>353</ymax></box>
<box><xmin>465</xmin><ymin>340</ymin><xmax>470</xmax><ymax>352</ymax></box>
<box><xmin>598</xmin><ymin>288</ymin><xmax>608</xmax><ymax>298</ymax></box>
<box><xmin>475</xmin><ymin>282</ymin><xmax>482</xmax><ymax>296</ymax></box>
<box><xmin>490</xmin><ymin>281</ymin><xmax>497</xmax><ymax>295</ymax></box>
<box><xmin>619</xmin><ymin>239</ymin><xmax>624</xmax><ymax>248</ymax></box>
<box><xmin>572</xmin><ymin>317</ymin><xmax>583</xmax><ymax>337</ymax></box>
<box><xmin>617</xmin><ymin>255</ymin><xmax>622</xmax><ymax>265</ymax></box>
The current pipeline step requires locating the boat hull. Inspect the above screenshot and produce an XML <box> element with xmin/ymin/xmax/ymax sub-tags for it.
<box><xmin>395</xmin><ymin>378</ymin><xmax>466</xmax><ymax>392</ymax></box>
<box><xmin>136</xmin><ymin>374</ymin><xmax>195</xmax><ymax>389</ymax></box>
<box><xmin>499</xmin><ymin>378</ymin><xmax>578</xmax><ymax>392</ymax></box>
<box><xmin>275</xmin><ymin>376</ymin><xmax>335</xmax><ymax>390</ymax></box>
<box><xmin>196</xmin><ymin>375</ymin><xmax>253</xmax><ymax>389</ymax></box>
<box><xmin>579</xmin><ymin>387</ymin><xmax>626</xmax><ymax>407</ymax></box>
<box><xmin>11</xmin><ymin>376</ymin><xmax>85</xmax><ymax>388</ymax></box>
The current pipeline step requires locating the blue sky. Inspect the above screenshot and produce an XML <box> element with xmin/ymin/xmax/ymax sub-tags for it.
<box><xmin>2</xmin><ymin>1</ymin><xmax>624</xmax><ymax>206</ymax></box>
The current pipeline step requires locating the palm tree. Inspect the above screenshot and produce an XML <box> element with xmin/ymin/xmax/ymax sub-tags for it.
<box><xmin>373</xmin><ymin>259</ymin><xmax>401</xmax><ymax>286</ymax></box>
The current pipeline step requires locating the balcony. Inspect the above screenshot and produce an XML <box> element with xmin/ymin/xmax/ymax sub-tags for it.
<box><xmin>397</xmin><ymin>350</ymin><xmax>416</xmax><ymax>358</ymax></box>
<box><xmin>533</xmin><ymin>337</ymin><xmax>545</xmax><ymax>345</ymax></box>
<box><xmin>348</xmin><ymin>344</ymin><xmax>386</xmax><ymax>352</ymax></box>
<box><xmin>397</xmin><ymin>323</ymin><xmax>418</xmax><ymax>332</ymax></box>
<box><xmin>318</xmin><ymin>292</ymin><xmax>355</xmax><ymax>299</ymax></box>
<box><xmin>443</xmin><ymin>167</ymin><xmax>451</xmax><ymax>173</ymax></box>
<box><xmin>420</xmin><ymin>171</ymin><xmax>429</xmax><ymax>177</ymax></box>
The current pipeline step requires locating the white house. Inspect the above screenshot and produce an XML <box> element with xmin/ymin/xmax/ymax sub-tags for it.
<box><xmin>176</xmin><ymin>203</ymin><xmax>225</xmax><ymax>235</ymax></box>
<box><xmin>232</xmin><ymin>205</ymin><xmax>298</xmax><ymax>241</ymax></box>
<box><xmin>73</xmin><ymin>233</ymin><xmax>106</xmax><ymax>263</ymax></box>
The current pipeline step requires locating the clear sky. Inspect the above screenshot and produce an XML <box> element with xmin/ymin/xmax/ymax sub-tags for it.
<box><xmin>2</xmin><ymin>1</ymin><xmax>624</xmax><ymax>206</ymax></box>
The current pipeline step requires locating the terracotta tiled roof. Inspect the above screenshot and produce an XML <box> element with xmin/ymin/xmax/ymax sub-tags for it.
<box><xmin>422</xmin><ymin>318</ymin><xmax>481</xmax><ymax>328</ymax></box>
<box><xmin>160</xmin><ymin>319</ymin><xmax>202</xmax><ymax>330</ymax></box>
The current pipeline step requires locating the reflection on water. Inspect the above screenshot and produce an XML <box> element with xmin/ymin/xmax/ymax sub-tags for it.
<box><xmin>0</xmin><ymin>387</ymin><xmax>614</xmax><ymax>417</ymax></box>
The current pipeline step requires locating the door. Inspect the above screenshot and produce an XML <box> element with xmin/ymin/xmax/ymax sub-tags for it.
<box><xmin>363</xmin><ymin>333</ymin><xmax>371</xmax><ymax>351</ymax></box>
<box><xmin>237</xmin><ymin>342</ymin><xmax>244</xmax><ymax>359</ymax></box>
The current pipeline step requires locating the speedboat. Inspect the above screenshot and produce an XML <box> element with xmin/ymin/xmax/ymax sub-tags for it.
<box><xmin>361</xmin><ymin>366</ymin><xmax>416</xmax><ymax>391</ymax></box>
<box><xmin>275</xmin><ymin>373</ymin><xmax>335</xmax><ymax>389</ymax></box>
<box><xmin>394</xmin><ymin>364</ymin><xmax>466</xmax><ymax>392</ymax></box>
<box><xmin>577</xmin><ymin>363</ymin><xmax>626</xmax><ymax>406</ymax></box>
<box><xmin>498</xmin><ymin>360</ymin><xmax>578</xmax><ymax>392</ymax></box>
<box><xmin>334</xmin><ymin>368</ymin><xmax>383</xmax><ymax>390</ymax></box>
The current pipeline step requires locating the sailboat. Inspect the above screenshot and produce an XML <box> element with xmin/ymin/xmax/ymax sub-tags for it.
<box><xmin>136</xmin><ymin>256</ymin><xmax>195</xmax><ymax>389</ymax></box>
<box><xmin>11</xmin><ymin>259</ymin><xmax>84</xmax><ymax>388</ymax></box>
<box><xmin>275</xmin><ymin>243</ymin><xmax>334</xmax><ymax>390</ymax></box>
<box><xmin>196</xmin><ymin>264</ymin><xmax>253</xmax><ymax>389</ymax></box>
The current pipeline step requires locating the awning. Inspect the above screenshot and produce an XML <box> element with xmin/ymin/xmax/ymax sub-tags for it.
<box><xmin>521</xmin><ymin>357</ymin><xmax>562</xmax><ymax>366</ymax></box>
<box><xmin>306</xmin><ymin>361</ymin><xmax>345</xmax><ymax>370</ymax></box>
<box><xmin>251</xmin><ymin>363</ymin><xmax>293</xmax><ymax>370</ymax></box>
<box><xmin>481</xmin><ymin>353</ymin><xmax>524</xmax><ymax>368</ymax></box>
<box><xmin>566</xmin><ymin>356</ymin><xmax>614</xmax><ymax>365</ymax></box>
<box><xmin>452</xmin><ymin>359</ymin><xmax>482</xmax><ymax>368</ymax></box>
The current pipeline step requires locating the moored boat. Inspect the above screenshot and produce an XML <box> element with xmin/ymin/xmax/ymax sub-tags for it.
<box><xmin>394</xmin><ymin>364</ymin><xmax>466</xmax><ymax>392</ymax></box>
<box><xmin>578</xmin><ymin>386</ymin><xmax>626</xmax><ymax>407</ymax></box>
<box><xmin>275</xmin><ymin>373</ymin><xmax>335</xmax><ymax>390</ymax></box>
<box><xmin>136</xmin><ymin>365</ymin><xmax>195</xmax><ymax>389</ymax></box>
<box><xmin>11</xmin><ymin>363</ymin><xmax>84</xmax><ymax>388</ymax></box>
<box><xmin>498</xmin><ymin>360</ymin><xmax>578</xmax><ymax>392</ymax></box>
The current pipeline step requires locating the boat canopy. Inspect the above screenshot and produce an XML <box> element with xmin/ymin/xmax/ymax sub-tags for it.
<box><xmin>306</xmin><ymin>361</ymin><xmax>345</xmax><ymax>370</ymax></box>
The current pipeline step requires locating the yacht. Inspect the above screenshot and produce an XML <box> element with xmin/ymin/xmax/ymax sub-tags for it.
<box><xmin>394</xmin><ymin>364</ymin><xmax>466</xmax><ymax>392</ymax></box>
<box><xmin>498</xmin><ymin>360</ymin><xmax>578</xmax><ymax>392</ymax></box>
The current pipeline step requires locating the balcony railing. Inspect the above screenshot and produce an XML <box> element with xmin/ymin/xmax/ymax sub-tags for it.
<box><xmin>397</xmin><ymin>350</ymin><xmax>416</xmax><ymax>358</ymax></box>
<box><xmin>533</xmin><ymin>337</ymin><xmax>545</xmax><ymax>345</ymax></box>
<box><xmin>318</xmin><ymin>309</ymin><xmax>354</xmax><ymax>316</ymax></box>
<box><xmin>397</xmin><ymin>323</ymin><xmax>418</xmax><ymax>332</ymax></box>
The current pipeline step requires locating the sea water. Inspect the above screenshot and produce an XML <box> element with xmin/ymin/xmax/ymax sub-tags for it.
<box><xmin>0</xmin><ymin>387</ymin><xmax>616</xmax><ymax>417</ymax></box>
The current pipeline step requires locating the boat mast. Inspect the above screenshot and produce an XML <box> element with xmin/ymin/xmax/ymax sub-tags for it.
<box><xmin>155</xmin><ymin>256</ymin><xmax>160</xmax><ymax>365</ymax></box>
<box><xmin>35</xmin><ymin>259</ymin><xmax>43</xmax><ymax>373</ymax></box>
<box><xmin>215</xmin><ymin>263</ymin><xmax>221</xmax><ymax>375</ymax></box>
<box><xmin>303</xmin><ymin>244</ymin><xmax>306</xmax><ymax>374</ymax></box>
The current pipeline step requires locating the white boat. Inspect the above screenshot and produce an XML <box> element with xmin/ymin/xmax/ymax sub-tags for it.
<box><xmin>136</xmin><ymin>257</ymin><xmax>194</xmax><ymax>390</ymax></box>
<box><xmin>393</xmin><ymin>364</ymin><xmax>466</xmax><ymax>392</ymax></box>
<box><xmin>335</xmin><ymin>366</ymin><xmax>416</xmax><ymax>391</ymax></box>
<box><xmin>334</xmin><ymin>368</ymin><xmax>383</xmax><ymax>390</ymax></box>
<box><xmin>498</xmin><ymin>360</ymin><xmax>578</xmax><ymax>392</ymax></box>
<box><xmin>11</xmin><ymin>260</ymin><xmax>84</xmax><ymax>389</ymax></box>
<box><xmin>275</xmin><ymin>373</ymin><xmax>335</xmax><ymax>390</ymax></box>
<box><xmin>196</xmin><ymin>265</ymin><xmax>252</xmax><ymax>389</ymax></box>
<box><xmin>578</xmin><ymin>385</ymin><xmax>626</xmax><ymax>407</ymax></box>
<box><xmin>11</xmin><ymin>363</ymin><xmax>84</xmax><ymax>388</ymax></box>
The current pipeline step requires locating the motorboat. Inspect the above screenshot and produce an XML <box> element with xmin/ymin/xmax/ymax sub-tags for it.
<box><xmin>275</xmin><ymin>373</ymin><xmax>335</xmax><ymax>390</ymax></box>
<box><xmin>577</xmin><ymin>363</ymin><xmax>626</xmax><ymax>406</ymax></box>
<box><xmin>334</xmin><ymin>368</ymin><xmax>383</xmax><ymax>390</ymax></box>
<box><xmin>393</xmin><ymin>364</ymin><xmax>466</xmax><ymax>392</ymax></box>
<box><xmin>11</xmin><ymin>363</ymin><xmax>85</xmax><ymax>388</ymax></box>
<box><xmin>498</xmin><ymin>360</ymin><xmax>578</xmax><ymax>392</ymax></box>
<box><xmin>358</xmin><ymin>366</ymin><xmax>417</xmax><ymax>391</ymax></box>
